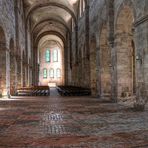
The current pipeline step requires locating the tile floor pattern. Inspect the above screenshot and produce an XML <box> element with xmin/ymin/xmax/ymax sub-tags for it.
<box><xmin>0</xmin><ymin>88</ymin><xmax>148</xmax><ymax>148</ymax></box>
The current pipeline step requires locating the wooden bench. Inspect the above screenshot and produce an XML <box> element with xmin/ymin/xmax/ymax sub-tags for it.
<box><xmin>16</xmin><ymin>86</ymin><xmax>50</xmax><ymax>96</ymax></box>
<box><xmin>57</xmin><ymin>86</ymin><xmax>91</xmax><ymax>96</ymax></box>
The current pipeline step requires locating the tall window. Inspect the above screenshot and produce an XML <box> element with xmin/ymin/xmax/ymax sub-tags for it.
<box><xmin>45</xmin><ymin>49</ymin><xmax>50</xmax><ymax>62</ymax></box>
<box><xmin>56</xmin><ymin>68</ymin><xmax>61</xmax><ymax>78</ymax></box>
<box><xmin>49</xmin><ymin>69</ymin><xmax>54</xmax><ymax>78</ymax></box>
<box><xmin>53</xmin><ymin>49</ymin><xmax>58</xmax><ymax>62</ymax></box>
<box><xmin>43</xmin><ymin>68</ymin><xmax>47</xmax><ymax>79</ymax></box>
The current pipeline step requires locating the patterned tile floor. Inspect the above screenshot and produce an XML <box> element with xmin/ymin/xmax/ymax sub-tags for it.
<box><xmin>0</xmin><ymin>88</ymin><xmax>148</xmax><ymax>148</ymax></box>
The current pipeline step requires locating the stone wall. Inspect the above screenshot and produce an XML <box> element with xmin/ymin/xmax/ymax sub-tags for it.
<box><xmin>67</xmin><ymin>0</ymin><xmax>148</xmax><ymax>108</ymax></box>
<box><xmin>0</xmin><ymin>0</ymin><xmax>15</xmax><ymax>96</ymax></box>
<box><xmin>0</xmin><ymin>0</ymin><xmax>30</xmax><ymax>97</ymax></box>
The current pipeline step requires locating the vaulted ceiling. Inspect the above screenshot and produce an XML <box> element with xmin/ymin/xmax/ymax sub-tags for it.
<box><xmin>23</xmin><ymin>0</ymin><xmax>79</xmax><ymax>46</ymax></box>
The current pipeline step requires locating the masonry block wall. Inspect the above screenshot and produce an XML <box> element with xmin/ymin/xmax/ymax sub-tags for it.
<box><xmin>67</xmin><ymin>0</ymin><xmax>148</xmax><ymax>107</ymax></box>
<box><xmin>0</xmin><ymin>0</ymin><xmax>31</xmax><ymax>96</ymax></box>
<box><xmin>0</xmin><ymin>0</ymin><xmax>16</xmax><ymax>96</ymax></box>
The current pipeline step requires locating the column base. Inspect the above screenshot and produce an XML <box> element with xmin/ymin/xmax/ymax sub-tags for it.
<box><xmin>133</xmin><ymin>103</ymin><xmax>145</xmax><ymax>111</ymax></box>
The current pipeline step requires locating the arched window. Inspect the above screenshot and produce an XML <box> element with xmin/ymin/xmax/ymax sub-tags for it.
<box><xmin>43</xmin><ymin>68</ymin><xmax>47</xmax><ymax>79</ymax></box>
<box><xmin>49</xmin><ymin>69</ymin><xmax>54</xmax><ymax>78</ymax></box>
<box><xmin>53</xmin><ymin>49</ymin><xmax>58</xmax><ymax>62</ymax></box>
<box><xmin>45</xmin><ymin>49</ymin><xmax>50</xmax><ymax>62</ymax></box>
<box><xmin>56</xmin><ymin>68</ymin><xmax>61</xmax><ymax>78</ymax></box>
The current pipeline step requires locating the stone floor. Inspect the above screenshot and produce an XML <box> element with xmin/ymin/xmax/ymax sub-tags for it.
<box><xmin>0</xmin><ymin>88</ymin><xmax>148</xmax><ymax>148</ymax></box>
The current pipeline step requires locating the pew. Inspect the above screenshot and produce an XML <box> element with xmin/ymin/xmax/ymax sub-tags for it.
<box><xmin>57</xmin><ymin>86</ymin><xmax>91</xmax><ymax>96</ymax></box>
<box><xmin>16</xmin><ymin>86</ymin><xmax>50</xmax><ymax>96</ymax></box>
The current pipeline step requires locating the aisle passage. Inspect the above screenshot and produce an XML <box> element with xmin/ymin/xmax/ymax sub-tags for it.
<box><xmin>0</xmin><ymin>89</ymin><xmax>147</xmax><ymax>148</ymax></box>
<box><xmin>49</xmin><ymin>87</ymin><xmax>60</xmax><ymax>97</ymax></box>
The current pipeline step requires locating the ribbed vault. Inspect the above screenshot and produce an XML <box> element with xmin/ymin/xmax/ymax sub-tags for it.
<box><xmin>24</xmin><ymin>0</ymin><xmax>78</xmax><ymax>51</ymax></box>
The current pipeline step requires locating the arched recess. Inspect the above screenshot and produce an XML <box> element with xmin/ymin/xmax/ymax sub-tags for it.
<box><xmin>0</xmin><ymin>26</ymin><xmax>7</xmax><ymax>97</ymax></box>
<box><xmin>33</xmin><ymin>30</ymin><xmax>66</xmax><ymax>85</ymax></box>
<box><xmin>90</xmin><ymin>36</ymin><xmax>97</xmax><ymax>96</ymax></box>
<box><xmin>35</xmin><ymin>31</ymin><xmax>66</xmax><ymax>46</ymax></box>
<box><xmin>38</xmin><ymin>38</ymin><xmax>65</xmax><ymax>86</ymax></box>
<box><xmin>31</xmin><ymin>18</ymin><xmax>71</xmax><ymax>35</ymax></box>
<box><xmin>10</xmin><ymin>39</ymin><xmax>17</xmax><ymax>95</ymax></box>
<box><xmin>115</xmin><ymin>5</ymin><xmax>136</xmax><ymax>99</ymax></box>
<box><xmin>100</xmin><ymin>25</ymin><xmax>111</xmax><ymax>97</ymax></box>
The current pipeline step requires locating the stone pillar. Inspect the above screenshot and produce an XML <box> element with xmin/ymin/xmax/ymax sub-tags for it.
<box><xmin>27</xmin><ymin>65</ymin><xmax>29</xmax><ymax>86</ymax></box>
<box><xmin>0</xmin><ymin>44</ymin><xmax>7</xmax><ymax>97</ymax></box>
<box><xmin>6</xmin><ymin>50</ymin><xmax>10</xmax><ymax>98</ymax></box>
<box><xmin>67</xmin><ymin>35</ymin><xmax>72</xmax><ymax>85</ymax></box>
<box><xmin>28</xmin><ymin>65</ymin><xmax>32</xmax><ymax>87</ymax></box>
<box><xmin>10</xmin><ymin>52</ymin><xmax>17</xmax><ymax>95</ymax></box>
<box><xmin>32</xmin><ymin>47</ymin><xmax>37</xmax><ymax>86</ymax></box>
<box><xmin>85</xmin><ymin>4</ymin><xmax>90</xmax><ymax>88</ymax></box>
<box><xmin>89</xmin><ymin>37</ymin><xmax>97</xmax><ymax>96</ymax></box>
<box><xmin>107</xmin><ymin>0</ymin><xmax>117</xmax><ymax>102</ymax></box>
<box><xmin>30</xmin><ymin>67</ymin><xmax>33</xmax><ymax>86</ymax></box>
<box><xmin>85</xmin><ymin>5</ymin><xmax>90</xmax><ymax>60</ymax></box>
<box><xmin>96</xmin><ymin>47</ymin><xmax>101</xmax><ymax>97</ymax></box>
<box><xmin>134</xmin><ymin>15</ymin><xmax>148</xmax><ymax>110</ymax></box>
<box><xmin>33</xmin><ymin>47</ymin><xmax>39</xmax><ymax>86</ymax></box>
<box><xmin>16</xmin><ymin>57</ymin><xmax>22</xmax><ymax>88</ymax></box>
<box><xmin>64</xmin><ymin>34</ymin><xmax>68</xmax><ymax>85</ymax></box>
<box><xmin>15</xmin><ymin>56</ymin><xmax>18</xmax><ymax>89</ymax></box>
<box><xmin>22</xmin><ymin>61</ymin><xmax>25</xmax><ymax>87</ymax></box>
<box><xmin>109</xmin><ymin>42</ymin><xmax>118</xmax><ymax>102</ymax></box>
<box><xmin>75</xmin><ymin>25</ymin><xmax>78</xmax><ymax>64</ymax></box>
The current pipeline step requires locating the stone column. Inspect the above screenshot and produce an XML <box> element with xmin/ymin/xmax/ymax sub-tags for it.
<box><xmin>89</xmin><ymin>37</ymin><xmax>97</xmax><ymax>97</ymax></box>
<box><xmin>64</xmin><ymin>34</ymin><xmax>68</xmax><ymax>85</ymax></box>
<box><xmin>67</xmin><ymin>35</ymin><xmax>72</xmax><ymax>85</ymax></box>
<box><xmin>109</xmin><ymin>42</ymin><xmax>118</xmax><ymax>102</ymax></box>
<box><xmin>32</xmin><ymin>47</ymin><xmax>38</xmax><ymax>86</ymax></box>
<box><xmin>107</xmin><ymin>0</ymin><xmax>117</xmax><ymax>102</ymax></box>
<box><xmin>6</xmin><ymin>49</ymin><xmax>10</xmax><ymax>98</ymax></box>
<box><xmin>14</xmin><ymin>56</ymin><xmax>17</xmax><ymax>90</ymax></box>
<box><xmin>10</xmin><ymin>52</ymin><xmax>17</xmax><ymax>96</ymax></box>
<box><xmin>0</xmin><ymin>43</ymin><xmax>7</xmax><ymax>97</ymax></box>
<box><xmin>75</xmin><ymin>25</ymin><xmax>78</xmax><ymax>64</ymax></box>
<box><xmin>16</xmin><ymin>56</ymin><xmax>22</xmax><ymax>88</ymax></box>
<box><xmin>28</xmin><ymin>66</ymin><xmax>32</xmax><ymax>86</ymax></box>
<box><xmin>96</xmin><ymin>47</ymin><xmax>101</xmax><ymax>97</ymax></box>
<box><xmin>134</xmin><ymin>15</ymin><xmax>148</xmax><ymax>110</ymax></box>
<box><xmin>85</xmin><ymin>5</ymin><xmax>90</xmax><ymax>88</ymax></box>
